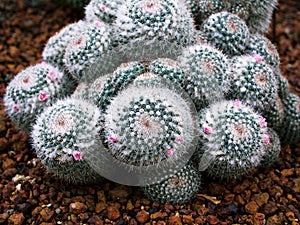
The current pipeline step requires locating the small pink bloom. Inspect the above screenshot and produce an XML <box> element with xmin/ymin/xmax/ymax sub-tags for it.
<box><xmin>48</xmin><ymin>71</ymin><xmax>59</xmax><ymax>81</ymax></box>
<box><xmin>13</xmin><ymin>104</ymin><xmax>18</xmax><ymax>111</ymax></box>
<box><xmin>109</xmin><ymin>136</ymin><xmax>118</xmax><ymax>142</ymax></box>
<box><xmin>73</xmin><ymin>151</ymin><xmax>82</xmax><ymax>160</ymax></box>
<box><xmin>252</xmin><ymin>53</ymin><xmax>264</xmax><ymax>63</ymax></box>
<box><xmin>100</xmin><ymin>5</ymin><xmax>106</xmax><ymax>11</ymax></box>
<box><xmin>166</xmin><ymin>149</ymin><xmax>174</xmax><ymax>157</ymax></box>
<box><xmin>235</xmin><ymin>99</ymin><xmax>242</xmax><ymax>108</ymax></box>
<box><xmin>203</xmin><ymin>126</ymin><xmax>212</xmax><ymax>134</ymax></box>
<box><xmin>259</xmin><ymin>116</ymin><xmax>268</xmax><ymax>128</ymax></box>
<box><xmin>39</xmin><ymin>91</ymin><xmax>50</xmax><ymax>101</ymax></box>
<box><xmin>94</xmin><ymin>21</ymin><xmax>101</xmax><ymax>27</ymax></box>
<box><xmin>41</xmin><ymin>61</ymin><xmax>47</xmax><ymax>65</ymax></box>
<box><xmin>263</xmin><ymin>134</ymin><xmax>271</xmax><ymax>144</ymax></box>
<box><xmin>176</xmin><ymin>136</ymin><xmax>183</xmax><ymax>143</ymax></box>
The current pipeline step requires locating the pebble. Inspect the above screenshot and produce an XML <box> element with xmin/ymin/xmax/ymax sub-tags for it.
<box><xmin>168</xmin><ymin>215</ymin><xmax>182</xmax><ymax>225</ymax></box>
<box><xmin>109</xmin><ymin>185</ymin><xmax>131</xmax><ymax>204</ymax></box>
<box><xmin>182</xmin><ymin>214</ymin><xmax>194</xmax><ymax>224</ymax></box>
<box><xmin>150</xmin><ymin>212</ymin><xmax>168</xmax><ymax>220</ymax></box>
<box><xmin>245</xmin><ymin>201</ymin><xmax>259</xmax><ymax>214</ymax></box>
<box><xmin>207</xmin><ymin>215</ymin><xmax>219</xmax><ymax>225</ymax></box>
<box><xmin>69</xmin><ymin>202</ymin><xmax>88</xmax><ymax>214</ymax></box>
<box><xmin>107</xmin><ymin>205</ymin><xmax>121</xmax><ymax>221</ymax></box>
<box><xmin>95</xmin><ymin>201</ymin><xmax>107</xmax><ymax>213</ymax></box>
<box><xmin>260</xmin><ymin>201</ymin><xmax>278</xmax><ymax>215</ymax></box>
<box><xmin>136</xmin><ymin>210</ymin><xmax>149</xmax><ymax>223</ymax></box>
<box><xmin>252</xmin><ymin>192</ymin><xmax>269</xmax><ymax>206</ymax></box>
<box><xmin>126</xmin><ymin>200</ymin><xmax>135</xmax><ymax>211</ymax></box>
<box><xmin>39</xmin><ymin>207</ymin><xmax>54</xmax><ymax>221</ymax></box>
<box><xmin>253</xmin><ymin>212</ymin><xmax>265</xmax><ymax>225</ymax></box>
<box><xmin>8</xmin><ymin>213</ymin><xmax>25</xmax><ymax>225</ymax></box>
<box><xmin>0</xmin><ymin>212</ymin><xmax>9</xmax><ymax>224</ymax></box>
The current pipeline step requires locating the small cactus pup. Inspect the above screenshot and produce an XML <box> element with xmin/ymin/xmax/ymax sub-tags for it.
<box><xmin>178</xmin><ymin>43</ymin><xmax>230</xmax><ymax>110</ymax></box>
<box><xmin>85</xmin><ymin>0</ymin><xmax>124</xmax><ymax>24</ymax></box>
<box><xmin>279</xmin><ymin>93</ymin><xmax>300</xmax><ymax>145</ymax></box>
<box><xmin>4</xmin><ymin>62</ymin><xmax>73</xmax><ymax>133</ymax></box>
<box><xmin>229</xmin><ymin>55</ymin><xmax>278</xmax><ymax>113</ymax></box>
<box><xmin>113</xmin><ymin>0</ymin><xmax>196</xmax><ymax>62</ymax></box>
<box><xmin>143</xmin><ymin>163</ymin><xmax>201</xmax><ymax>205</ymax></box>
<box><xmin>247</xmin><ymin>0</ymin><xmax>278</xmax><ymax>33</ymax></box>
<box><xmin>201</xmin><ymin>11</ymin><xmax>250</xmax><ymax>55</ymax></box>
<box><xmin>259</xmin><ymin>128</ymin><xmax>281</xmax><ymax>168</ymax></box>
<box><xmin>63</xmin><ymin>20</ymin><xmax>117</xmax><ymax>82</ymax></box>
<box><xmin>103</xmin><ymin>76</ymin><xmax>199</xmax><ymax>184</ymax></box>
<box><xmin>247</xmin><ymin>33</ymin><xmax>280</xmax><ymax>71</ymax></box>
<box><xmin>198</xmin><ymin>99</ymin><xmax>270</xmax><ymax>180</ymax></box>
<box><xmin>42</xmin><ymin>20</ymin><xmax>87</xmax><ymax>71</ymax></box>
<box><xmin>31</xmin><ymin>97</ymin><xmax>104</xmax><ymax>184</ymax></box>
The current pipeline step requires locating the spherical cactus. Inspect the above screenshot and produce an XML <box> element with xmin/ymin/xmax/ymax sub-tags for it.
<box><xmin>149</xmin><ymin>58</ymin><xmax>185</xmax><ymax>88</ymax></box>
<box><xmin>4</xmin><ymin>62</ymin><xmax>73</xmax><ymax>133</ymax></box>
<box><xmin>201</xmin><ymin>11</ymin><xmax>250</xmax><ymax>55</ymax></box>
<box><xmin>91</xmin><ymin>61</ymin><xmax>146</xmax><ymax>110</ymax></box>
<box><xmin>274</xmin><ymin>69</ymin><xmax>290</xmax><ymax>99</ymax></box>
<box><xmin>31</xmin><ymin>97</ymin><xmax>104</xmax><ymax>184</ymax></box>
<box><xmin>104</xmin><ymin>78</ymin><xmax>198</xmax><ymax>168</ymax></box>
<box><xmin>63</xmin><ymin>20</ymin><xmax>115</xmax><ymax>81</ymax></box>
<box><xmin>71</xmin><ymin>82</ymin><xmax>90</xmax><ymax>99</ymax></box>
<box><xmin>262</xmin><ymin>96</ymin><xmax>284</xmax><ymax>133</ymax></box>
<box><xmin>85</xmin><ymin>0</ymin><xmax>124</xmax><ymax>24</ymax></box>
<box><xmin>42</xmin><ymin>20</ymin><xmax>86</xmax><ymax>71</ymax></box>
<box><xmin>226</xmin><ymin>0</ymin><xmax>250</xmax><ymax>21</ymax></box>
<box><xmin>197</xmin><ymin>0</ymin><xmax>225</xmax><ymax>23</ymax></box>
<box><xmin>178</xmin><ymin>43</ymin><xmax>230</xmax><ymax>110</ymax></box>
<box><xmin>198</xmin><ymin>99</ymin><xmax>270</xmax><ymax>180</ymax></box>
<box><xmin>229</xmin><ymin>55</ymin><xmax>278</xmax><ymax>113</ymax></box>
<box><xmin>279</xmin><ymin>93</ymin><xmax>300</xmax><ymax>144</ymax></box>
<box><xmin>247</xmin><ymin>0</ymin><xmax>278</xmax><ymax>33</ymax></box>
<box><xmin>247</xmin><ymin>33</ymin><xmax>280</xmax><ymax>71</ymax></box>
<box><xmin>113</xmin><ymin>0</ymin><xmax>196</xmax><ymax>61</ymax></box>
<box><xmin>143</xmin><ymin>163</ymin><xmax>201</xmax><ymax>204</ymax></box>
<box><xmin>259</xmin><ymin>128</ymin><xmax>281</xmax><ymax>168</ymax></box>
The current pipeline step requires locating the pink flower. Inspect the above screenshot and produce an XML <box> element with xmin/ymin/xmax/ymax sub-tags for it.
<box><xmin>176</xmin><ymin>136</ymin><xmax>183</xmax><ymax>143</ymax></box>
<box><xmin>94</xmin><ymin>21</ymin><xmax>101</xmax><ymax>27</ymax></box>
<box><xmin>109</xmin><ymin>136</ymin><xmax>118</xmax><ymax>142</ymax></box>
<box><xmin>263</xmin><ymin>134</ymin><xmax>271</xmax><ymax>144</ymax></box>
<box><xmin>41</xmin><ymin>61</ymin><xmax>48</xmax><ymax>65</ymax></box>
<box><xmin>100</xmin><ymin>5</ymin><xmax>106</xmax><ymax>11</ymax></box>
<box><xmin>39</xmin><ymin>91</ymin><xmax>50</xmax><ymax>101</ymax></box>
<box><xmin>48</xmin><ymin>71</ymin><xmax>59</xmax><ymax>81</ymax></box>
<box><xmin>72</xmin><ymin>151</ymin><xmax>82</xmax><ymax>161</ymax></box>
<box><xmin>13</xmin><ymin>104</ymin><xmax>18</xmax><ymax>111</ymax></box>
<box><xmin>203</xmin><ymin>126</ymin><xmax>212</xmax><ymax>134</ymax></box>
<box><xmin>235</xmin><ymin>99</ymin><xmax>242</xmax><ymax>108</ymax></box>
<box><xmin>166</xmin><ymin>149</ymin><xmax>174</xmax><ymax>157</ymax></box>
<box><xmin>259</xmin><ymin>116</ymin><xmax>268</xmax><ymax>128</ymax></box>
<box><xmin>252</xmin><ymin>53</ymin><xmax>264</xmax><ymax>63</ymax></box>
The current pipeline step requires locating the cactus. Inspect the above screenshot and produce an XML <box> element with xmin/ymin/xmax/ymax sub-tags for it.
<box><xmin>274</xmin><ymin>69</ymin><xmax>290</xmax><ymax>99</ymax></box>
<box><xmin>113</xmin><ymin>0</ymin><xmax>196</xmax><ymax>61</ymax></box>
<box><xmin>279</xmin><ymin>93</ymin><xmax>300</xmax><ymax>144</ymax></box>
<box><xmin>201</xmin><ymin>11</ymin><xmax>250</xmax><ymax>55</ymax></box>
<box><xmin>63</xmin><ymin>20</ymin><xmax>115</xmax><ymax>81</ymax></box>
<box><xmin>143</xmin><ymin>163</ymin><xmax>201</xmax><ymax>204</ymax></box>
<box><xmin>226</xmin><ymin>0</ymin><xmax>250</xmax><ymax>21</ymax></box>
<box><xmin>198</xmin><ymin>99</ymin><xmax>270</xmax><ymax>180</ymax></box>
<box><xmin>178</xmin><ymin>43</ymin><xmax>230</xmax><ymax>109</ymax></box>
<box><xmin>85</xmin><ymin>0</ymin><xmax>124</xmax><ymax>24</ymax></box>
<box><xmin>104</xmin><ymin>78</ymin><xmax>198</xmax><ymax>168</ymax></box>
<box><xmin>197</xmin><ymin>0</ymin><xmax>225</xmax><ymax>23</ymax></box>
<box><xmin>42</xmin><ymin>20</ymin><xmax>87</xmax><ymax>71</ymax></box>
<box><xmin>262</xmin><ymin>96</ymin><xmax>284</xmax><ymax>133</ymax></box>
<box><xmin>229</xmin><ymin>55</ymin><xmax>278</xmax><ymax>113</ymax></box>
<box><xmin>259</xmin><ymin>128</ymin><xmax>281</xmax><ymax>168</ymax></box>
<box><xmin>31</xmin><ymin>97</ymin><xmax>104</xmax><ymax>184</ymax></box>
<box><xmin>4</xmin><ymin>63</ymin><xmax>73</xmax><ymax>133</ymax></box>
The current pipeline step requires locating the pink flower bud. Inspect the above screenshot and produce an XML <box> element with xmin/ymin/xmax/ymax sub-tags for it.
<box><xmin>109</xmin><ymin>136</ymin><xmax>118</xmax><ymax>142</ymax></box>
<box><xmin>252</xmin><ymin>53</ymin><xmax>264</xmax><ymax>63</ymax></box>
<box><xmin>176</xmin><ymin>136</ymin><xmax>183</xmax><ymax>143</ymax></box>
<box><xmin>41</xmin><ymin>61</ymin><xmax>48</xmax><ymax>65</ymax></box>
<box><xmin>72</xmin><ymin>151</ymin><xmax>82</xmax><ymax>161</ymax></box>
<box><xmin>48</xmin><ymin>71</ymin><xmax>59</xmax><ymax>81</ymax></box>
<box><xmin>235</xmin><ymin>99</ymin><xmax>242</xmax><ymax>108</ymax></box>
<box><xmin>259</xmin><ymin>116</ymin><xmax>268</xmax><ymax>128</ymax></box>
<box><xmin>39</xmin><ymin>91</ymin><xmax>50</xmax><ymax>101</ymax></box>
<box><xmin>13</xmin><ymin>104</ymin><xmax>18</xmax><ymax>110</ymax></box>
<box><xmin>263</xmin><ymin>134</ymin><xmax>270</xmax><ymax>144</ymax></box>
<box><xmin>100</xmin><ymin>5</ymin><xmax>106</xmax><ymax>11</ymax></box>
<box><xmin>203</xmin><ymin>126</ymin><xmax>212</xmax><ymax>134</ymax></box>
<box><xmin>166</xmin><ymin>149</ymin><xmax>174</xmax><ymax>157</ymax></box>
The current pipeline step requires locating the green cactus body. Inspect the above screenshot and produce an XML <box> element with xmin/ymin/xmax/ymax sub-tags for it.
<box><xmin>31</xmin><ymin>97</ymin><xmax>104</xmax><ymax>184</ymax></box>
<box><xmin>248</xmin><ymin>34</ymin><xmax>280</xmax><ymax>71</ymax></box>
<box><xmin>143</xmin><ymin>163</ymin><xmax>201</xmax><ymax>204</ymax></box>
<box><xmin>263</xmin><ymin>96</ymin><xmax>284</xmax><ymax>133</ymax></box>
<box><xmin>226</xmin><ymin>1</ymin><xmax>250</xmax><ymax>21</ymax></box>
<box><xmin>259</xmin><ymin>128</ymin><xmax>281</xmax><ymax>168</ymax></box>
<box><xmin>85</xmin><ymin>0</ymin><xmax>124</xmax><ymax>24</ymax></box>
<box><xmin>104</xmin><ymin>78</ymin><xmax>198</xmax><ymax>168</ymax></box>
<box><xmin>71</xmin><ymin>82</ymin><xmax>90</xmax><ymax>99</ymax></box>
<box><xmin>229</xmin><ymin>55</ymin><xmax>278</xmax><ymax>113</ymax></box>
<box><xmin>274</xmin><ymin>69</ymin><xmax>290</xmax><ymax>99</ymax></box>
<box><xmin>178</xmin><ymin>43</ymin><xmax>230</xmax><ymax>110</ymax></box>
<box><xmin>198</xmin><ymin>100</ymin><xmax>270</xmax><ymax>180</ymax></box>
<box><xmin>247</xmin><ymin>0</ymin><xmax>278</xmax><ymax>33</ymax></box>
<box><xmin>149</xmin><ymin>58</ymin><xmax>185</xmax><ymax>88</ymax></box>
<box><xmin>63</xmin><ymin>20</ymin><xmax>115</xmax><ymax>81</ymax></box>
<box><xmin>4</xmin><ymin>63</ymin><xmax>73</xmax><ymax>133</ymax></box>
<box><xmin>113</xmin><ymin>0</ymin><xmax>196</xmax><ymax>61</ymax></box>
<box><xmin>42</xmin><ymin>20</ymin><xmax>86</xmax><ymax>71</ymax></box>
<box><xmin>201</xmin><ymin>11</ymin><xmax>250</xmax><ymax>55</ymax></box>
<box><xmin>92</xmin><ymin>61</ymin><xmax>146</xmax><ymax>110</ymax></box>
<box><xmin>197</xmin><ymin>0</ymin><xmax>225</xmax><ymax>23</ymax></box>
<box><xmin>185</xmin><ymin>0</ymin><xmax>201</xmax><ymax>22</ymax></box>
<box><xmin>279</xmin><ymin>93</ymin><xmax>300</xmax><ymax>144</ymax></box>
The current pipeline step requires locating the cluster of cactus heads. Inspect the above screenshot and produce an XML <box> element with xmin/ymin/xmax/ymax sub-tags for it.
<box><xmin>4</xmin><ymin>0</ymin><xmax>300</xmax><ymax>204</ymax></box>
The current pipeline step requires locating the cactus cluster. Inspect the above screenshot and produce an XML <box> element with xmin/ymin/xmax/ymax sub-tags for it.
<box><xmin>4</xmin><ymin>0</ymin><xmax>300</xmax><ymax>204</ymax></box>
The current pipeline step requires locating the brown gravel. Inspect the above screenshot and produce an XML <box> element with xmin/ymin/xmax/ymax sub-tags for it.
<box><xmin>0</xmin><ymin>0</ymin><xmax>300</xmax><ymax>225</ymax></box>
